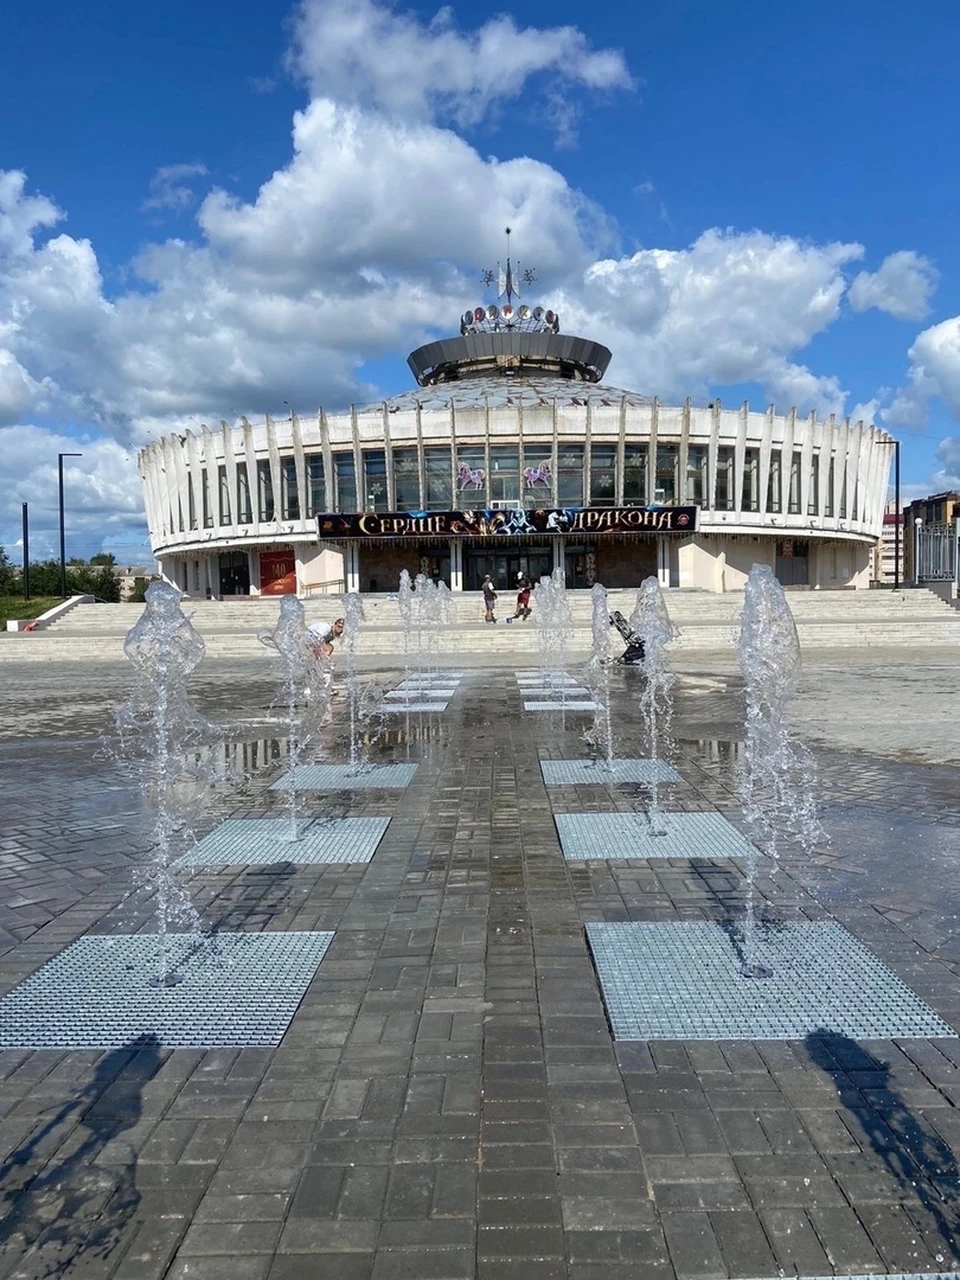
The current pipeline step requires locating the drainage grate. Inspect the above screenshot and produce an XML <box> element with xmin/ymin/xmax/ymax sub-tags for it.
<box><xmin>272</xmin><ymin>763</ymin><xmax>418</xmax><ymax>790</ymax></box>
<box><xmin>521</xmin><ymin>688</ymin><xmax>592</xmax><ymax>700</ymax></box>
<box><xmin>587</xmin><ymin>921</ymin><xmax>958</xmax><ymax>1041</ymax></box>
<box><xmin>516</xmin><ymin>672</ymin><xmax>580</xmax><ymax>685</ymax></box>
<box><xmin>524</xmin><ymin>699</ymin><xmax>602</xmax><ymax>712</ymax></box>
<box><xmin>542</xmin><ymin>759</ymin><xmax>681</xmax><ymax>785</ymax></box>
<box><xmin>556</xmin><ymin>811</ymin><xmax>754</xmax><ymax>860</ymax></box>
<box><xmin>378</xmin><ymin>701</ymin><xmax>448</xmax><ymax>713</ymax></box>
<box><xmin>180</xmin><ymin>817</ymin><xmax>390</xmax><ymax>866</ymax></box>
<box><xmin>385</xmin><ymin>688</ymin><xmax>457</xmax><ymax>699</ymax></box>
<box><xmin>0</xmin><ymin>931</ymin><xmax>334</xmax><ymax>1049</ymax></box>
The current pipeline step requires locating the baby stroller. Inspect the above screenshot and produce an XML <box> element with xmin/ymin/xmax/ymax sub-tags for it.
<box><xmin>609</xmin><ymin>611</ymin><xmax>646</xmax><ymax>665</ymax></box>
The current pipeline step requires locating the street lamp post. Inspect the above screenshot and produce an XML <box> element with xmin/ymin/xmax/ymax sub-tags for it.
<box><xmin>914</xmin><ymin>517</ymin><xmax>924</xmax><ymax>587</ymax></box>
<box><xmin>58</xmin><ymin>452</ymin><xmax>83</xmax><ymax>598</ymax></box>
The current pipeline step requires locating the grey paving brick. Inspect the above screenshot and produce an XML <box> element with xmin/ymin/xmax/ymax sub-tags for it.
<box><xmin>659</xmin><ymin>1210</ymin><xmax>726</xmax><ymax>1278</ymax></box>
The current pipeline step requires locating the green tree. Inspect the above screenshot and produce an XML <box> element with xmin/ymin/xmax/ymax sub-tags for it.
<box><xmin>90</xmin><ymin>552</ymin><xmax>117</xmax><ymax>566</ymax></box>
<box><xmin>0</xmin><ymin>547</ymin><xmax>17</xmax><ymax>595</ymax></box>
<box><xmin>93</xmin><ymin>563</ymin><xmax>121</xmax><ymax>602</ymax></box>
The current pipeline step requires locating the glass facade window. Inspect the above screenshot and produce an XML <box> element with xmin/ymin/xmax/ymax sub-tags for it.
<box><xmin>522</xmin><ymin>443</ymin><xmax>552</xmax><ymax>499</ymax></box>
<box><xmin>425</xmin><ymin>446</ymin><xmax>453</xmax><ymax>510</ymax></box>
<box><xmin>766</xmin><ymin>450</ymin><xmax>781</xmax><ymax>514</ymax></box>
<box><xmin>623</xmin><ymin>444</ymin><xmax>647</xmax><ymax>505</ymax></box>
<box><xmin>187</xmin><ymin>476</ymin><xmax>197</xmax><ymax>530</ymax></box>
<box><xmin>807</xmin><ymin>457</ymin><xmax>819</xmax><ymax>515</ymax></box>
<box><xmin>455</xmin><ymin>445</ymin><xmax>487</xmax><ymax>505</ymax></box>
<box><xmin>202</xmin><ymin>470</ymin><xmax>213</xmax><ymax>527</ymax></box>
<box><xmin>655</xmin><ymin>444</ymin><xmax>678</xmax><ymax>504</ymax></box>
<box><xmin>590</xmin><ymin>444</ymin><xmax>616</xmax><ymax>506</ymax></box>
<box><xmin>839</xmin><ymin>468</ymin><xmax>848</xmax><ymax>519</ymax></box>
<box><xmin>686</xmin><ymin>445</ymin><xmax>707</xmax><ymax>506</ymax></box>
<box><xmin>363</xmin><ymin>450</ymin><xmax>388</xmax><ymax>511</ymax></box>
<box><xmin>557</xmin><ymin>445</ymin><xmax>584</xmax><ymax>505</ymax></box>
<box><xmin>236</xmin><ymin>463</ymin><xmax>252</xmax><ymax>524</ymax></box>
<box><xmin>825</xmin><ymin>457</ymin><xmax>835</xmax><ymax>516</ymax></box>
<box><xmin>335</xmin><ymin>452</ymin><xmax>357</xmax><ymax>511</ymax></box>
<box><xmin>257</xmin><ymin>459</ymin><xmax>274</xmax><ymax>522</ymax></box>
<box><xmin>715</xmin><ymin>447</ymin><xmax>735</xmax><ymax>510</ymax></box>
<box><xmin>394</xmin><ymin>447</ymin><xmax>421</xmax><ymax>509</ymax></box>
<box><xmin>788</xmin><ymin>452</ymin><xmax>801</xmax><ymax>514</ymax></box>
<box><xmin>218</xmin><ymin>465</ymin><xmax>231</xmax><ymax>525</ymax></box>
<box><xmin>490</xmin><ymin>447</ymin><xmax>520</xmax><ymax>503</ymax></box>
<box><xmin>282</xmin><ymin>457</ymin><xmax>299</xmax><ymax>519</ymax></box>
<box><xmin>741</xmin><ymin>448</ymin><xmax>760</xmax><ymax>512</ymax></box>
<box><xmin>305</xmin><ymin>454</ymin><xmax>324</xmax><ymax>516</ymax></box>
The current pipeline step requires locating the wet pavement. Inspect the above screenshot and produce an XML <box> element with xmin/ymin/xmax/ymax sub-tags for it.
<box><xmin>1</xmin><ymin>652</ymin><xmax>960</xmax><ymax>1277</ymax></box>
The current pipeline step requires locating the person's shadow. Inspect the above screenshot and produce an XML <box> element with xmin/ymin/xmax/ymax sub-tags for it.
<box><xmin>0</xmin><ymin>1032</ymin><xmax>162</xmax><ymax>1276</ymax></box>
<box><xmin>806</xmin><ymin>1027</ymin><xmax>960</xmax><ymax>1259</ymax></box>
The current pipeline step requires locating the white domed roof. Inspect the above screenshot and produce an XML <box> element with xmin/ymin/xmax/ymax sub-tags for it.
<box><xmin>362</xmin><ymin>376</ymin><xmax>652</xmax><ymax>415</ymax></box>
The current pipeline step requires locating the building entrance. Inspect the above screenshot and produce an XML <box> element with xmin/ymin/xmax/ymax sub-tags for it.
<box><xmin>219</xmin><ymin>550</ymin><xmax>250</xmax><ymax>596</ymax></box>
<box><xmin>464</xmin><ymin>545</ymin><xmax>552</xmax><ymax>591</ymax></box>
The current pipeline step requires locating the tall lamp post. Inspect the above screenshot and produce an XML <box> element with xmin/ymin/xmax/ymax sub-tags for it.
<box><xmin>58</xmin><ymin>452</ymin><xmax>83</xmax><ymax>598</ymax></box>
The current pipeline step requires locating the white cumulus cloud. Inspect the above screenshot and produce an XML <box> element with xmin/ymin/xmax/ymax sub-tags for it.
<box><xmin>848</xmin><ymin>250</ymin><xmax>939</xmax><ymax>321</ymax></box>
<box><xmin>289</xmin><ymin>0</ymin><xmax>633</xmax><ymax>136</ymax></box>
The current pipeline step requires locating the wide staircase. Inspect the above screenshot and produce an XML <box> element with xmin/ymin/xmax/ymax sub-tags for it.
<box><xmin>2</xmin><ymin>588</ymin><xmax>958</xmax><ymax>662</ymax></box>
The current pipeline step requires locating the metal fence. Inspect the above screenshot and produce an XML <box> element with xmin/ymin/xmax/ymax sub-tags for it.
<box><xmin>916</xmin><ymin>522</ymin><xmax>960</xmax><ymax>582</ymax></box>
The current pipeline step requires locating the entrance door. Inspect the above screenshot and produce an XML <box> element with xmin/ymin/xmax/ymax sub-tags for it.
<box><xmin>260</xmin><ymin>548</ymin><xmax>297</xmax><ymax>595</ymax></box>
<box><xmin>464</xmin><ymin>545</ymin><xmax>552</xmax><ymax>591</ymax></box>
<box><xmin>775</xmin><ymin>539</ymin><xmax>810</xmax><ymax>587</ymax></box>
<box><xmin>219</xmin><ymin>551</ymin><xmax>250</xmax><ymax>596</ymax></box>
<box><xmin>563</xmin><ymin>544</ymin><xmax>596</xmax><ymax>589</ymax></box>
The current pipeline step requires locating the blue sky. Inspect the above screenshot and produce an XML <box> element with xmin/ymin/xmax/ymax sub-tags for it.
<box><xmin>2</xmin><ymin>0</ymin><xmax>959</xmax><ymax>561</ymax></box>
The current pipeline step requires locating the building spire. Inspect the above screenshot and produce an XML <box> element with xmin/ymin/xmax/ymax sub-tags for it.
<box><xmin>466</xmin><ymin>228</ymin><xmax>555</xmax><ymax>335</ymax></box>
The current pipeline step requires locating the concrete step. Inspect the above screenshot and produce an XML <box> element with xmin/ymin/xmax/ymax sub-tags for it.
<box><xmin>4</xmin><ymin>613</ymin><xmax>959</xmax><ymax>661</ymax></box>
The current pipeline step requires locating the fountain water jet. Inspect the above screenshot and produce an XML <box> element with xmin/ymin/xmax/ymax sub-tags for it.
<box><xmin>584</xmin><ymin>583</ymin><xmax>615</xmax><ymax>769</ymax></box>
<box><xmin>737</xmin><ymin>564</ymin><xmax>823</xmax><ymax>977</ymax></box>
<box><xmin>261</xmin><ymin>596</ymin><xmax>334</xmax><ymax>840</ymax></box>
<box><xmin>116</xmin><ymin>582</ymin><xmax>220</xmax><ymax>987</ymax></box>
<box><xmin>629</xmin><ymin>577</ymin><xmax>678</xmax><ymax>836</ymax></box>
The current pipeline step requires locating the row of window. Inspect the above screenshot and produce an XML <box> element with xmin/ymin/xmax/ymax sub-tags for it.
<box><xmin>172</xmin><ymin>444</ymin><xmax>859</xmax><ymax>532</ymax></box>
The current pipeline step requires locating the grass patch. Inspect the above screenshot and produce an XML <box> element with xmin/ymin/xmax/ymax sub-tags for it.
<box><xmin>0</xmin><ymin>596</ymin><xmax>63</xmax><ymax>629</ymax></box>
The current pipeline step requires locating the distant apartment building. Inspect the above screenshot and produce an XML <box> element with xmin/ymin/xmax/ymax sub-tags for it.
<box><xmin>872</xmin><ymin>503</ymin><xmax>904</xmax><ymax>585</ymax></box>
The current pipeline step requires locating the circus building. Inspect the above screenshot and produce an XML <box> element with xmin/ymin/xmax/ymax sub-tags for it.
<box><xmin>138</xmin><ymin>243</ymin><xmax>894</xmax><ymax>598</ymax></box>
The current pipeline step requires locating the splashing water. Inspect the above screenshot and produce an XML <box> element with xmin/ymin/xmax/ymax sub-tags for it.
<box><xmin>343</xmin><ymin>593</ymin><xmax>365</xmax><ymax>769</ymax></box>
<box><xmin>116</xmin><ymin>582</ymin><xmax>220</xmax><ymax>986</ymax></box>
<box><xmin>261</xmin><ymin>596</ymin><xmax>334</xmax><ymax>841</ymax></box>
<box><xmin>584</xmin><ymin>583</ymin><xmax>615</xmax><ymax>769</ymax></box>
<box><xmin>629</xmin><ymin>577</ymin><xmax>678</xmax><ymax>836</ymax></box>
<box><xmin>398</xmin><ymin>570</ymin><xmax>414</xmax><ymax>684</ymax></box>
<box><xmin>533</xmin><ymin>567</ymin><xmax>574</xmax><ymax>700</ymax></box>
<box><xmin>737</xmin><ymin>564</ymin><xmax>824</xmax><ymax>977</ymax></box>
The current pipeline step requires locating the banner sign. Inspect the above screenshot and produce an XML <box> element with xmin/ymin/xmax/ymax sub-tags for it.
<box><xmin>317</xmin><ymin>506</ymin><xmax>698</xmax><ymax>539</ymax></box>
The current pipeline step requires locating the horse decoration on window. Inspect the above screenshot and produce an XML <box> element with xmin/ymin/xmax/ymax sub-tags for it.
<box><xmin>523</xmin><ymin>461</ymin><xmax>551</xmax><ymax>487</ymax></box>
<box><xmin>457</xmin><ymin>461</ymin><xmax>486</xmax><ymax>490</ymax></box>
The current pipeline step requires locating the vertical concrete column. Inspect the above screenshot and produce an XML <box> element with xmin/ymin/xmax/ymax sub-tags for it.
<box><xmin>551</xmin><ymin>535</ymin><xmax>563</xmax><ymax>577</ymax></box>
<box><xmin>450</xmin><ymin>539</ymin><xmax>463</xmax><ymax>591</ymax></box>
<box><xmin>345</xmin><ymin>543</ymin><xmax>360</xmax><ymax>593</ymax></box>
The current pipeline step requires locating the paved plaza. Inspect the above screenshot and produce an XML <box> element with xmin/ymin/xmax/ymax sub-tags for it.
<box><xmin>2</xmin><ymin>647</ymin><xmax>960</xmax><ymax>1277</ymax></box>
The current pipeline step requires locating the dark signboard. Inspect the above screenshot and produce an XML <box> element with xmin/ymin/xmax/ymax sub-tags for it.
<box><xmin>317</xmin><ymin>506</ymin><xmax>698</xmax><ymax>539</ymax></box>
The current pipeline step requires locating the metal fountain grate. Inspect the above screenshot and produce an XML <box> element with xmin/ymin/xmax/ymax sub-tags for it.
<box><xmin>0</xmin><ymin>931</ymin><xmax>334</xmax><ymax>1049</ymax></box>
<box><xmin>521</xmin><ymin>686</ymin><xmax>591</xmax><ymax>699</ymax></box>
<box><xmin>741</xmin><ymin>1276</ymin><xmax>960</xmax><ymax>1280</ymax></box>
<box><xmin>385</xmin><ymin>688</ymin><xmax>457</xmax><ymax>699</ymax></box>
<box><xmin>524</xmin><ymin>699</ymin><xmax>602</xmax><ymax>712</ymax></box>
<box><xmin>555</xmin><ymin>811</ymin><xmax>754</xmax><ymax>860</ymax></box>
<box><xmin>516</xmin><ymin>672</ymin><xmax>580</xmax><ymax>685</ymax></box>
<box><xmin>180</xmin><ymin>817</ymin><xmax>390</xmax><ymax>866</ymax></box>
<box><xmin>542</xmin><ymin>759</ymin><xmax>681</xmax><ymax>785</ymax></box>
<box><xmin>587</xmin><ymin>921</ymin><xmax>957</xmax><ymax>1041</ymax></box>
<box><xmin>272</xmin><ymin>763</ymin><xmax>418</xmax><ymax>790</ymax></box>
<box><xmin>378</xmin><ymin>701</ymin><xmax>448</xmax><ymax>713</ymax></box>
